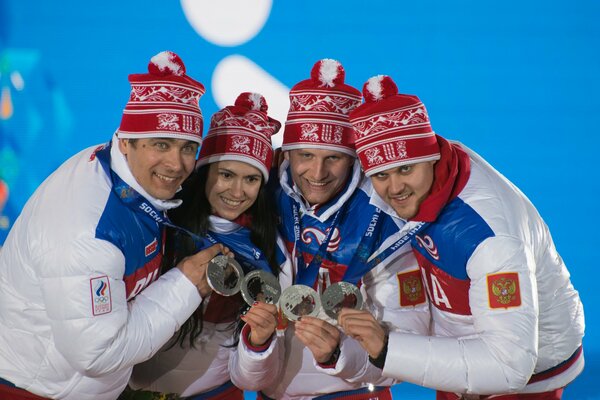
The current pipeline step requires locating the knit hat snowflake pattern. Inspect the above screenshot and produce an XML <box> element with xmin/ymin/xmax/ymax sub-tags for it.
<box><xmin>118</xmin><ymin>51</ymin><xmax>206</xmax><ymax>144</ymax></box>
<box><xmin>197</xmin><ymin>92</ymin><xmax>280</xmax><ymax>181</ymax></box>
<box><xmin>282</xmin><ymin>59</ymin><xmax>361</xmax><ymax>156</ymax></box>
<box><xmin>349</xmin><ymin>75</ymin><xmax>440</xmax><ymax>176</ymax></box>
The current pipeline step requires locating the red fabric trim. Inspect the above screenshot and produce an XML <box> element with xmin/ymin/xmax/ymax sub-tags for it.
<box><xmin>528</xmin><ymin>346</ymin><xmax>582</xmax><ymax>384</ymax></box>
<box><xmin>233</xmin><ymin>213</ymin><xmax>253</xmax><ymax>228</ymax></box>
<box><xmin>241</xmin><ymin>323</ymin><xmax>272</xmax><ymax>352</ymax></box>
<box><xmin>0</xmin><ymin>385</ymin><xmax>48</xmax><ymax>400</ymax></box>
<box><xmin>316</xmin><ymin>360</ymin><xmax>338</xmax><ymax>369</ymax></box>
<box><xmin>260</xmin><ymin>386</ymin><xmax>392</xmax><ymax>400</ymax></box>
<box><xmin>316</xmin><ymin>386</ymin><xmax>392</xmax><ymax>399</ymax></box>
<box><xmin>411</xmin><ymin>136</ymin><xmax>471</xmax><ymax>222</ymax></box>
<box><xmin>437</xmin><ymin>388</ymin><xmax>564</xmax><ymax>400</ymax></box>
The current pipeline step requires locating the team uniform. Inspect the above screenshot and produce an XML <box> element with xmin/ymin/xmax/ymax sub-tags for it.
<box><xmin>230</xmin><ymin>160</ymin><xmax>430</xmax><ymax>399</ymax></box>
<box><xmin>381</xmin><ymin>138</ymin><xmax>584</xmax><ymax>397</ymax></box>
<box><xmin>128</xmin><ymin>216</ymin><xmax>290</xmax><ymax>399</ymax></box>
<box><xmin>0</xmin><ymin>138</ymin><xmax>202</xmax><ymax>399</ymax></box>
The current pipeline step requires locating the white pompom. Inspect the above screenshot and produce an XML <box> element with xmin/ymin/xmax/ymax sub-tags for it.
<box><xmin>318</xmin><ymin>59</ymin><xmax>341</xmax><ymax>87</ymax></box>
<box><xmin>150</xmin><ymin>51</ymin><xmax>184</xmax><ymax>76</ymax></box>
<box><xmin>366</xmin><ymin>75</ymin><xmax>385</xmax><ymax>101</ymax></box>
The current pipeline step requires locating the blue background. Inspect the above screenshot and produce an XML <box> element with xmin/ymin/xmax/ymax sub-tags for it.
<box><xmin>1</xmin><ymin>1</ymin><xmax>598</xmax><ymax>398</ymax></box>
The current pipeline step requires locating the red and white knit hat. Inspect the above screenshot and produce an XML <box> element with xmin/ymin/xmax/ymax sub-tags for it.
<box><xmin>118</xmin><ymin>51</ymin><xmax>206</xmax><ymax>144</ymax></box>
<box><xmin>282</xmin><ymin>59</ymin><xmax>361</xmax><ymax>156</ymax></box>
<box><xmin>349</xmin><ymin>75</ymin><xmax>440</xmax><ymax>176</ymax></box>
<box><xmin>197</xmin><ymin>92</ymin><xmax>280</xmax><ymax>181</ymax></box>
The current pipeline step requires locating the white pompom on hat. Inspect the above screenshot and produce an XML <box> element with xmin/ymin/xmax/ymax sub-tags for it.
<box><xmin>349</xmin><ymin>75</ymin><xmax>440</xmax><ymax>176</ymax></box>
<box><xmin>196</xmin><ymin>92</ymin><xmax>280</xmax><ymax>181</ymax></box>
<box><xmin>282</xmin><ymin>59</ymin><xmax>361</xmax><ymax>156</ymax></box>
<box><xmin>118</xmin><ymin>51</ymin><xmax>206</xmax><ymax>144</ymax></box>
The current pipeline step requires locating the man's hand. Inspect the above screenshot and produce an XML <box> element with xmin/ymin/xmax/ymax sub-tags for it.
<box><xmin>338</xmin><ymin>308</ymin><xmax>387</xmax><ymax>359</ymax></box>
<box><xmin>176</xmin><ymin>244</ymin><xmax>231</xmax><ymax>297</ymax></box>
<box><xmin>294</xmin><ymin>316</ymin><xmax>341</xmax><ymax>364</ymax></box>
<box><xmin>241</xmin><ymin>302</ymin><xmax>278</xmax><ymax>347</ymax></box>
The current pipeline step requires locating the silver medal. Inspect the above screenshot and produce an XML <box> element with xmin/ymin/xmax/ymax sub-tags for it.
<box><xmin>279</xmin><ymin>284</ymin><xmax>321</xmax><ymax>321</ymax></box>
<box><xmin>206</xmin><ymin>255</ymin><xmax>244</xmax><ymax>296</ymax></box>
<box><xmin>321</xmin><ymin>281</ymin><xmax>363</xmax><ymax>319</ymax></box>
<box><xmin>240</xmin><ymin>269</ymin><xmax>281</xmax><ymax>306</ymax></box>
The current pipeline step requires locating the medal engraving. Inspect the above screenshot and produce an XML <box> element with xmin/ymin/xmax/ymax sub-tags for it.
<box><xmin>279</xmin><ymin>285</ymin><xmax>321</xmax><ymax>321</ymax></box>
<box><xmin>206</xmin><ymin>255</ymin><xmax>243</xmax><ymax>296</ymax></box>
<box><xmin>321</xmin><ymin>281</ymin><xmax>363</xmax><ymax>319</ymax></box>
<box><xmin>241</xmin><ymin>269</ymin><xmax>281</xmax><ymax>305</ymax></box>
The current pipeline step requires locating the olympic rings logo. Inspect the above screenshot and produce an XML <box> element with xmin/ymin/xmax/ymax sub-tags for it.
<box><xmin>94</xmin><ymin>296</ymin><xmax>109</xmax><ymax>304</ymax></box>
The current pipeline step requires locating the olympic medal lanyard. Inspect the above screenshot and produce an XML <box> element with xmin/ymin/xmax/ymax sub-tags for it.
<box><xmin>290</xmin><ymin>198</ymin><xmax>345</xmax><ymax>287</ymax></box>
<box><xmin>341</xmin><ymin>208</ymin><xmax>429</xmax><ymax>285</ymax></box>
<box><xmin>95</xmin><ymin>143</ymin><xmax>271</xmax><ymax>272</ymax></box>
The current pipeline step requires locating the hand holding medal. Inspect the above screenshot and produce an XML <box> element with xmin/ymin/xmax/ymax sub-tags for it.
<box><xmin>176</xmin><ymin>244</ymin><xmax>227</xmax><ymax>297</ymax></box>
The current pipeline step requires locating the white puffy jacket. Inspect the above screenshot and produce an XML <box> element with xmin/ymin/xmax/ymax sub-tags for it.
<box><xmin>0</xmin><ymin>137</ymin><xmax>201</xmax><ymax>399</ymax></box>
<box><xmin>382</xmin><ymin>142</ymin><xmax>585</xmax><ymax>395</ymax></box>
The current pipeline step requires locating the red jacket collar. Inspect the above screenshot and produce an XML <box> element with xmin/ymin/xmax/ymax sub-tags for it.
<box><xmin>411</xmin><ymin>136</ymin><xmax>471</xmax><ymax>222</ymax></box>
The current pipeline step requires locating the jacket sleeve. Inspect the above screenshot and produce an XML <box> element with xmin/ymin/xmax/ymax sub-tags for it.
<box><xmin>383</xmin><ymin>235</ymin><xmax>538</xmax><ymax>394</ymax></box>
<box><xmin>38</xmin><ymin>237</ymin><xmax>202</xmax><ymax>377</ymax></box>
<box><xmin>229</xmin><ymin>326</ymin><xmax>285</xmax><ymax>391</ymax></box>
<box><xmin>230</xmin><ymin>234</ymin><xmax>292</xmax><ymax>391</ymax></box>
<box><xmin>314</xmin><ymin>333</ymin><xmax>397</xmax><ymax>386</ymax></box>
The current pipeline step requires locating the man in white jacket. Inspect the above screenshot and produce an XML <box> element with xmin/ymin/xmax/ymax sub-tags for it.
<box><xmin>337</xmin><ymin>75</ymin><xmax>585</xmax><ymax>399</ymax></box>
<box><xmin>230</xmin><ymin>60</ymin><xmax>430</xmax><ymax>399</ymax></box>
<box><xmin>0</xmin><ymin>51</ymin><xmax>226</xmax><ymax>400</ymax></box>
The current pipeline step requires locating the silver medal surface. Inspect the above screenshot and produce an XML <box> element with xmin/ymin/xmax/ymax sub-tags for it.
<box><xmin>321</xmin><ymin>281</ymin><xmax>363</xmax><ymax>319</ymax></box>
<box><xmin>240</xmin><ymin>269</ymin><xmax>281</xmax><ymax>305</ymax></box>
<box><xmin>206</xmin><ymin>255</ymin><xmax>243</xmax><ymax>296</ymax></box>
<box><xmin>279</xmin><ymin>284</ymin><xmax>321</xmax><ymax>321</ymax></box>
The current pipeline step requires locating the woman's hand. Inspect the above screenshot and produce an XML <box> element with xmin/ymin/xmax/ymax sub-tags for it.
<box><xmin>241</xmin><ymin>302</ymin><xmax>278</xmax><ymax>347</ymax></box>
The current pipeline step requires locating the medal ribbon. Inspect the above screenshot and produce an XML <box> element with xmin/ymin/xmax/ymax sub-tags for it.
<box><xmin>289</xmin><ymin>198</ymin><xmax>345</xmax><ymax>286</ymax></box>
<box><xmin>342</xmin><ymin>220</ymin><xmax>429</xmax><ymax>284</ymax></box>
<box><xmin>340</xmin><ymin>206</ymin><xmax>385</xmax><ymax>285</ymax></box>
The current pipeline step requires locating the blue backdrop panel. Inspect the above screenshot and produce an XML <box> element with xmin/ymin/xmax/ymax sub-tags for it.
<box><xmin>1</xmin><ymin>0</ymin><xmax>598</xmax><ymax>398</ymax></box>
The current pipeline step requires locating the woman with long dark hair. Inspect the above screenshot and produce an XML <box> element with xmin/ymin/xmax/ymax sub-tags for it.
<box><xmin>123</xmin><ymin>93</ymin><xmax>285</xmax><ymax>400</ymax></box>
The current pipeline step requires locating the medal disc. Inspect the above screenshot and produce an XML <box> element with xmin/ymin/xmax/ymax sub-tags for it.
<box><xmin>321</xmin><ymin>281</ymin><xmax>363</xmax><ymax>319</ymax></box>
<box><xmin>279</xmin><ymin>284</ymin><xmax>321</xmax><ymax>321</ymax></box>
<box><xmin>206</xmin><ymin>255</ymin><xmax>244</xmax><ymax>296</ymax></box>
<box><xmin>240</xmin><ymin>269</ymin><xmax>282</xmax><ymax>305</ymax></box>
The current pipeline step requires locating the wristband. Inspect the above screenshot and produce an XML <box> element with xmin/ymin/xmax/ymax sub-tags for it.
<box><xmin>319</xmin><ymin>344</ymin><xmax>341</xmax><ymax>368</ymax></box>
<box><xmin>368</xmin><ymin>334</ymin><xmax>389</xmax><ymax>369</ymax></box>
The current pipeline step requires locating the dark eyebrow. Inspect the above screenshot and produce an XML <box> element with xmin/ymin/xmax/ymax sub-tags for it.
<box><xmin>151</xmin><ymin>138</ymin><xmax>197</xmax><ymax>146</ymax></box>
<box><xmin>218</xmin><ymin>168</ymin><xmax>236</xmax><ymax>176</ymax></box>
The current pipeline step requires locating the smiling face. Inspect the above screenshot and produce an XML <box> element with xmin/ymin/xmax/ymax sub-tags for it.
<box><xmin>119</xmin><ymin>138</ymin><xmax>198</xmax><ymax>200</ymax></box>
<box><xmin>287</xmin><ymin>148</ymin><xmax>354</xmax><ymax>206</ymax></box>
<box><xmin>205</xmin><ymin>160</ymin><xmax>263</xmax><ymax>221</ymax></box>
<box><xmin>370</xmin><ymin>161</ymin><xmax>436</xmax><ymax>220</ymax></box>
